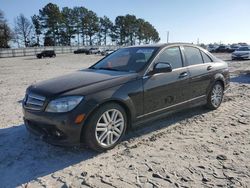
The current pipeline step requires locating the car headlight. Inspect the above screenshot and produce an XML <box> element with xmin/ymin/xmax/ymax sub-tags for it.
<box><xmin>46</xmin><ymin>96</ymin><xmax>84</xmax><ymax>113</ymax></box>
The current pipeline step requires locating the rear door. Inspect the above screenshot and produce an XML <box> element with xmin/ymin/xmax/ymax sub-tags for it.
<box><xmin>142</xmin><ymin>46</ymin><xmax>190</xmax><ymax>115</ymax></box>
<box><xmin>182</xmin><ymin>46</ymin><xmax>214</xmax><ymax>98</ymax></box>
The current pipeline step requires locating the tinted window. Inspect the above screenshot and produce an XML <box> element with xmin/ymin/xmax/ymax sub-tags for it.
<box><xmin>157</xmin><ymin>47</ymin><xmax>183</xmax><ymax>69</ymax></box>
<box><xmin>184</xmin><ymin>47</ymin><xmax>203</xmax><ymax>66</ymax></box>
<box><xmin>201</xmin><ymin>51</ymin><xmax>212</xmax><ymax>63</ymax></box>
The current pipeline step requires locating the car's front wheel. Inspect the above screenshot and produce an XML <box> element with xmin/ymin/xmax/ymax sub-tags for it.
<box><xmin>206</xmin><ymin>81</ymin><xmax>224</xmax><ymax>110</ymax></box>
<box><xmin>83</xmin><ymin>103</ymin><xmax>127</xmax><ymax>152</ymax></box>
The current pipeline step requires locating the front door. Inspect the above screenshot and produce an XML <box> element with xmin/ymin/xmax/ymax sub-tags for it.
<box><xmin>142</xmin><ymin>46</ymin><xmax>190</xmax><ymax>115</ymax></box>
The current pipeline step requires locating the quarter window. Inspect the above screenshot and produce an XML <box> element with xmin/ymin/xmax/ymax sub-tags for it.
<box><xmin>184</xmin><ymin>46</ymin><xmax>203</xmax><ymax>66</ymax></box>
<box><xmin>157</xmin><ymin>47</ymin><xmax>183</xmax><ymax>69</ymax></box>
<box><xmin>201</xmin><ymin>51</ymin><xmax>212</xmax><ymax>63</ymax></box>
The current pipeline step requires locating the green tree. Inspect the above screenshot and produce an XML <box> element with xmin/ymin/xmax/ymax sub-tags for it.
<box><xmin>61</xmin><ymin>7</ymin><xmax>76</xmax><ymax>46</ymax></box>
<box><xmin>0</xmin><ymin>10</ymin><xmax>12</xmax><ymax>48</ymax></box>
<box><xmin>83</xmin><ymin>10</ymin><xmax>99</xmax><ymax>45</ymax></box>
<box><xmin>109</xmin><ymin>25</ymin><xmax>119</xmax><ymax>45</ymax></box>
<box><xmin>39</xmin><ymin>3</ymin><xmax>62</xmax><ymax>46</ymax></box>
<box><xmin>31</xmin><ymin>15</ymin><xmax>42</xmax><ymax>46</ymax></box>
<box><xmin>115</xmin><ymin>16</ymin><xmax>126</xmax><ymax>45</ymax></box>
<box><xmin>100</xmin><ymin>16</ymin><xmax>113</xmax><ymax>45</ymax></box>
<box><xmin>27</xmin><ymin>4</ymin><xmax>161</xmax><ymax>47</ymax></box>
<box><xmin>124</xmin><ymin>14</ymin><xmax>137</xmax><ymax>45</ymax></box>
<box><xmin>113</xmin><ymin>14</ymin><xmax>160</xmax><ymax>46</ymax></box>
<box><xmin>136</xmin><ymin>18</ymin><xmax>146</xmax><ymax>44</ymax></box>
<box><xmin>72</xmin><ymin>7</ymin><xmax>88</xmax><ymax>45</ymax></box>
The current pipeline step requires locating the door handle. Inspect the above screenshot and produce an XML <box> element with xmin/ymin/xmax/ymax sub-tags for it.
<box><xmin>179</xmin><ymin>72</ymin><xmax>188</xmax><ymax>78</ymax></box>
<box><xmin>207</xmin><ymin>65</ymin><xmax>213</xmax><ymax>71</ymax></box>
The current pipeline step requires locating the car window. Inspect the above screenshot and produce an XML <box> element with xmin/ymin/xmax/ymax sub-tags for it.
<box><xmin>156</xmin><ymin>47</ymin><xmax>183</xmax><ymax>69</ymax></box>
<box><xmin>201</xmin><ymin>51</ymin><xmax>212</xmax><ymax>63</ymax></box>
<box><xmin>91</xmin><ymin>47</ymin><xmax>158</xmax><ymax>72</ymax></box>
<box><xmin>184</xmin><ymin>46</ymin><xmax>203</xmax><ymax>66</ymax></box>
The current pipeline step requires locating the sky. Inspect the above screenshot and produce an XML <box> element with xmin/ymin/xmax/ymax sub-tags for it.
<box><xmin>1</xmin><ymin>0</ymin><xmax>250</xmax><ymax>44</ymax></box>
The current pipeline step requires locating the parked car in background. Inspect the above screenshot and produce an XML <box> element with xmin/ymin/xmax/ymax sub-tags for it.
<box><xmin>207</xmin><ymin>44</ymin><xmax>218</xmax><ymax>52</ymax></box>
<box><xmin>230</xmin><ymin>44</ymin><xmax>241</xmax><ymax>52</ymax></box>
<box><xmin>36</xmin><ymin>50</ymin><xmax>56</xmax><ymax>59</ymax></box>
<box><xmin>238</xmin><ymin>43</ymin><xmax>248</xmax><ymax>47</ymax></box>
<box><xmin>214</xmin><ymin>45</ymin><xmax>231</xmax><ymax>53</ymax></box>
<box><xmin>74</xmin><ymin>48</ymin><xmax>89</xmax><ymax>54</ymax></box>
<box><xmin>101</xmin><ymin>49</ymin><xmax>115</xmax><ymax>56</ymax></box>
<box><xmin>88</xmin><ymin>48</ymin><xmax>100</xmax><ymax>54</ymax></box>
<box><xmin>23</xmin><ymin>43</ymin><xmax>229</xmax><ymax>151</ymax></box>
<box><xmin>232</xmin><ymin>46</ymin><xmax>250</xmax><ymax>60</ymax></box>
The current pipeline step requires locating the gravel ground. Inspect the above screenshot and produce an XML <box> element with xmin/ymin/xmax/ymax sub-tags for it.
<box><xmin>0</xmin><ymin>53</ymin><xmax>249</xmax><ymax>188</ymax></box>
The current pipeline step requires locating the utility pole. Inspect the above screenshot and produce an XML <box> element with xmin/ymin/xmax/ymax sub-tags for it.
<box><xmin>167</xmin><ymin>31</ymin><xmax>169</xmax><ymax>43</ymax></box>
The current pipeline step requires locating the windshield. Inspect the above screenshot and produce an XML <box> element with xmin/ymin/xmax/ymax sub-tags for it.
<box><xmin>90</xmin><ymin>47</ymin><xmax>158</xmax><ymax>72</ymax></box>
<box><xmin>236</xmin><ymin>47</ymin><xmax>250</xmax><ymax>51</ymax></box>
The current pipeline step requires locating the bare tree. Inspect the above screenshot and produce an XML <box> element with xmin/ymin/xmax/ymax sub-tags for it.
<box><xmin>14</xmin><ymin>14</ymin><xmax>33</xmax><ymax>47</ymax></box>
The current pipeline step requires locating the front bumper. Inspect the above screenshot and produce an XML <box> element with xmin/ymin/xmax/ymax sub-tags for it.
<box><xmin>23</xmin><ymin>108</ymin><xmax>85</xmax><ymax>146</ymax></box>
<box><xmin>232</xmin><ymin>54</ymin><xmax>249</xmax><ymax>59</ymax></box>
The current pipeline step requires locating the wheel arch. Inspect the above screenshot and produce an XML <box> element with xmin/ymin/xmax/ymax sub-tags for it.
<box><xmin>214</xmin><ymin>73</ymin><xmax>226</xmax><ymax>89</ymax></box>
<box><xmin>80</xmin><ymin>99</ymin><xmax>132</xmax><ymax>143</ymax></box>
<box><xmin>207</xmin><ymin>73</ymin><xmax>226</xmax><ymax>95</ymax></box>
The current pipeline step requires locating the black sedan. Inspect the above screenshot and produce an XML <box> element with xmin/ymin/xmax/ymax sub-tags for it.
<box><xmin>73</xmin><ymin>48</ymin><xmax>89</xmax><ymax>54</ymax></box>
<box><xmin>23</xmin><ymin>43</ymin><xmax>230</xmax><ymax>151</ymax></box>
<box><xmin>36</xmin><ymin>50</ymin><xmax>56</xmax><ymax>58</ymax></box>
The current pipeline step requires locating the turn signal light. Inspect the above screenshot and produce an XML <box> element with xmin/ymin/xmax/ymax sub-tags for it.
<box><xmin>75</xmin><ymin>114</ymin><xmax>85</xmax><ymax>124</ymax></box>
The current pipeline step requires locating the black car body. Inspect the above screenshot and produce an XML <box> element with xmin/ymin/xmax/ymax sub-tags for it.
<box><xmin>23</xmin><ymin>43</ymin><xmax>230</xmax><ymax>151</ymax></box>
<box><xmin>214</xmin><ymin>45</ymin><xmax>231</xmax><ymax>53</ymax></box>
<box><xmin>36</xmin><ymin>50</ymin><xmax>56</xmax><ymax>58</ymax></box>
<box><xmin>73</xmin><ymin>48</ymin><xmax>89</xmax><ymax>54</ymax></box>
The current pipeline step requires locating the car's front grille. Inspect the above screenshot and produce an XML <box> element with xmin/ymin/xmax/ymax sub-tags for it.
<box><xmin>24</xmin><ymin>93</ymin><xmax>46</xmax><ymax>111</ymax></box>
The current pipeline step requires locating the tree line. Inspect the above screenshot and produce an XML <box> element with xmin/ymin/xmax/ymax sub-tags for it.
<box><xmin>0</xmin><ymin>3</ymin><xmax>160</xmax><ymax>48</ymax></box>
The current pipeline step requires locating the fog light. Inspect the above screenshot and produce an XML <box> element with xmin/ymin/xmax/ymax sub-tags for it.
<box><xmin>75</xmin><ymin>114</ymin><xmax>85</xmax><ymax>124</ymax></box>
<box><xmin>55</xmin><ymin>131</ymin><xmax>61</xmax><ymax>137</ymax></box>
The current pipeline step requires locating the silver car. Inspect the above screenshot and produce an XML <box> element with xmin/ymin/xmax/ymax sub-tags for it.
<box><xmin>232</xmin><ymin>46</ymin><xmax>250</xmax><ymax>60</ymax></box>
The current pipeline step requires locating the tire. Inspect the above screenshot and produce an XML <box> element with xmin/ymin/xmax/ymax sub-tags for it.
<box><xmin>83</xmin><ymin>103</ymin><xmax>127</xmax><ymax>152</ymax></box>
<box><xmin>206</xmin><ymin>81</ymin><xmax>224</xmax><ymax>110</ymax></box>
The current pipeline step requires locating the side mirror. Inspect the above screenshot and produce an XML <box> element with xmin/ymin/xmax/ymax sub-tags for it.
<box><xmin>152</xmin><ymin>62</ymin><xmax>172</xmax><ymax>74</ymax></box>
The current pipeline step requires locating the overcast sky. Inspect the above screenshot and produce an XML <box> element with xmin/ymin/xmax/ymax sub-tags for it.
<box><xmin>1</xmin><ymin>0</ymin><xmax>250</xmax><ymax>44</ymax></box>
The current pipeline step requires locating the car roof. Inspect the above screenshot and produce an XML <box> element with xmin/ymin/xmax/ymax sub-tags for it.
<box><xmin>124</xmin><ymin>43</ymin><xmax>202</xmax><ymax>49</ymax></box>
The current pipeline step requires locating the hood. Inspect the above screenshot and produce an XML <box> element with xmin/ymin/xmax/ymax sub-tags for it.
<box><xmin>28</xmin><ymin>69</ymin><xmax>137</xmax><ymax>97</ymax></box>
<box><xmin>233</xmin><ymin>50</ymin><xmax>250</xmax><ymax>55</ymax></box>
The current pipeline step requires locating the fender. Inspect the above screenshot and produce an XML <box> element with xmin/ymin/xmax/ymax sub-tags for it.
<box><xmin>82</xmin><ymin>79</ymin><xmax>144</xmax><ymax>129</ymax></box>
<box><xmin>206</xmin><ymin>72</ymin><xmax>226</xmax><ymax>94</ymax></box>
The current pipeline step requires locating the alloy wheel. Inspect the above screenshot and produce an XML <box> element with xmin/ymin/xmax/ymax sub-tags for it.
<box><xmin>95</xmin><ymin>109</ymin><xmax>125</xmax><ymax>147</ymax></box>
<box><xmin>211</xmin><ymin>84</ymin><xmax>223</xmax><ymax>107</ymax></box>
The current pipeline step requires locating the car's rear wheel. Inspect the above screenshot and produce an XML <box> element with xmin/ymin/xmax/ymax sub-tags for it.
<box><xmin>206</xmin><ymin>81</ymin><xmax>224</xmax><ymax>110</ymax></box>
<box><xmin>83</xmin><ymin>103</ymin><xmax>127</xmax><ymax>152</ymax></box>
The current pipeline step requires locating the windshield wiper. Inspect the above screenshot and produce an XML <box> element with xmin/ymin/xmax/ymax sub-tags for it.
<box><xmin>97</xmin><ymin>67</ymin><xmax>120</xmax><ymax>71</ymax></box>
